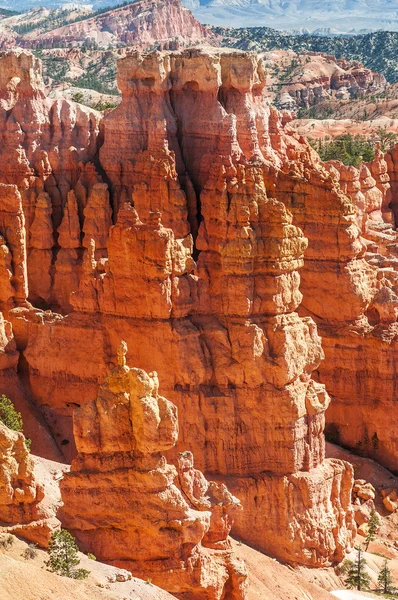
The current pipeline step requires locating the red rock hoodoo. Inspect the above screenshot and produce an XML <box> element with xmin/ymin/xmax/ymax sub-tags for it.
<box><xmin>60</xmin><ymin>341</ymin><xmax>247</xmax><ymax>599</ymax></box>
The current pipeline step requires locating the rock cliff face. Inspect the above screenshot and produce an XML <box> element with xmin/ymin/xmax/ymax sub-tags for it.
<box><xmin>0</xmin><ymin>48</ymin><xmax>357</xmax><ymax>568</ymax></box>
<box><xmin>0</xmin><ymin>49</ymin><xmax>101</xmax><ymax>312</ymax></box>
<box><xmin>0</xmin><ymin>420</ymin><xmax>59</xmax><ymax>546</ymax></box>
<box><xmin>312</xmin><ymin>146</ymin><xmax>398</xmax><ymax>474</ymax></box>
<box><xmin>60</xmin><ymin>342</ymin><xmax>247</xmax><ymax>600</ymax></box>
<box><xmin>267</xmin><ymin>51</ymin><xmax>386</xmax><ymax>112</ymax></box>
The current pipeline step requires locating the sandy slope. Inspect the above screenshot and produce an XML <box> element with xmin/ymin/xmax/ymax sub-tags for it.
<box><xmin>0</xmin><ymin>535</ymin><xmax>176</xmax><ymax>600</ymax></box>
<box><xmin>232</xmin><ymin>539</ymin><xmax>337</xmax><ymax>600</ymax></box>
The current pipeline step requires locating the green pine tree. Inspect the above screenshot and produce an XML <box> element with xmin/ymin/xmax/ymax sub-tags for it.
<box><xmin>365</xmin><ymin>508</ymin><xmax>380</xmax><ymax>551</ymax></box>
<box><xmin>344</xmin><ymin>546</ymin><xmax>371</xmax><ymax>591</ymax></box>
<box><xmin>45</xmin><ymin>530</ymin><xmax>90</xmax><ymax>580</ymax></box>
<box><xmin>377</xmin><ymin>559</ymin><xmax>395</xmax><ymax>595</ymax></box>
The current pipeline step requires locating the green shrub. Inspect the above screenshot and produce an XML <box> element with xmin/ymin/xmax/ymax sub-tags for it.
<box><xmin>0</xmin><ymin>395</ymin><xmax>23</xmax><ymax>432</ymax></box>
<box><xmin>45</xmin><ymin>530</ymin><xmax>90</xmax><ymax>579</ymax></box>
<box><xmin>71</xmin><ymin>91</ymin><xmax>85</xmax><ymax>104</ymax></box>
<box><xmin>92</xmin><ymin>100</ymin><xmax>118</xmax><ymax>111</ymax></box>
<box><xmin>0</xmin><ymin>395</ymin><xmax>31</xmax><ymax>451</ymax></box>
<box><xmin>0</xmin><ymin>534</ymin><xmax>14</xmax><ymax>549</ymax></box>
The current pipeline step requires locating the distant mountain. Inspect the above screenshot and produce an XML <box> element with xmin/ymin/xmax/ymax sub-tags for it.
<box><xmin>182</xmin><ymin>0</ymin><xmax>398</xmax><ymax>33</ymax></box>
<box><xmin>0</xmin><ymin>0</ymin><xmax>212</xmax><ymax>48</ymax></box>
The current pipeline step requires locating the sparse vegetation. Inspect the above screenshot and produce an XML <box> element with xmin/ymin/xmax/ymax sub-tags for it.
<box><xmin>45</xmin><ymin>530</ymin><xmax>90</xmax><ymax>579</ymax></box>
<box><xmin>0</xmin><ymin>395</ymin><xmax>31</xmax><ymax>451</ymax></box>
<box><xmin>309</xmin><ymin>134</ymin><xmax>375</xmax><ymax>166</ymax></box>
<box><xmin>0</xmin><ymin>535</ymin><xmax>14</xmax><ymax>549</ymax></box>
<box><xmin>71</xmin><ymin>91</ymin><xmax>85</xmax><ymax>104</ymax></box>
<box><xmin>22</xmin><ymin>544</ymin><xmax>38</xmax><ymax>560</ymax></box>
<box><xmin>92</xmin><ymin>100</ymin><xmax>118</xmax><ymax>111</ymax></box>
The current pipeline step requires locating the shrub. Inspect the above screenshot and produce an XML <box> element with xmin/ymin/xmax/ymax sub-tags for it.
<box><xmin>0</xmin><ymin>534</ymin><xmax>14</xmax><ymax>549</ymax></box>
<box><xmin>0</xmin><ymin>395</ymin><xmax>31</xmax><ymax>451</ymax></box>
<box><xmin>22</xmin><ymin>544</ymin><xmax>38</xmax><ymax>560</ymax></box>
<box><xmin>87</xmin><ymin>552</ymin><xmax>96</xmax><ymax>560</ymax></box>
<box><xmin>71</xmin><ymin>91</ymin><xmax>85</xmax><ymax>104</ymax></box>
<box><xmin>45</xmin><ymin>530</ymin><xmax>90</xmax><ymax>579</ymax></box>
<box><xmin>0</xmin><ymin>395</ymin><xmax>23</xmax><ymax>432</ymax></box>
<box><xmin>92</xmin><ymin>100</ymin><xmax>118</xmax><ymax>111</ymax></box>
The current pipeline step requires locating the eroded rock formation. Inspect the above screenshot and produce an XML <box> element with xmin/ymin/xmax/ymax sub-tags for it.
<box><xmin>60</xmin><ymin>342</ymin><xmax>247</xmax><ymax>600</ymax></box>
<box><xmin>297</xmin><ymin>145</ymin><xmax>398</xmax><ymax>474</ymax></box>
<box><xmin>0</xmin><ymin>420</ymin><xmax>59</xmax><ymax>546</ymax></box>
<box><xmin>0</xmin><ymin>49</ymin><xmax>102</xmax><ymax>311</ymax></box>
<box><xmin>8</xmin><ymin>49</ymin><xmax>357</xmax><ymax>567</ymax></box>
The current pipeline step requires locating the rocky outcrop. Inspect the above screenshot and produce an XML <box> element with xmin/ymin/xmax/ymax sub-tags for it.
<box><xmin>0</xmin><ymin>421</ymin><xmax>59</xmax><ymax>546</ymax></box>
<box><xmin>19</xmin><ymin>49</ymin><xmax>356</xmax><ymax>567</ymax></box>
<box><xmin>0</xmin><ymin>49</ymin><xmax>102</xmax><ymax>312</ymax></box>
<box><xmin>300</xmin><ymin>146</ymin><xmax>398</xmax><ymax>474</ymax></box>
<box><xmin>60</xmin><ymin>342</ymin><xmax>247</xmax><ymax>600</ymax></box>
<box><xmin>268</xmin><ymin>51</ymin><xmax>386</xmax><ymax>112</ymax></box>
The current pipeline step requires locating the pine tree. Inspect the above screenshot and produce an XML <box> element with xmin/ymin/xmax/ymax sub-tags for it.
<box><xmin>377</xmin><ymin>559</ymin><xmax>395</xmax><ymax>595</ymax></box>
<box><xmin>365</xmin><ymin>508</ymin><xmax>380</xmax><ymax>551</ymax></box>
<box><xmin>45</xmin><ymin>530</ymin><xmax>89</xmax><ymax>579</ymax></box>
<box><xmin>344</xmin><ymin>546</ymin><xmax>371</xmax><ymax>591</ymax></box>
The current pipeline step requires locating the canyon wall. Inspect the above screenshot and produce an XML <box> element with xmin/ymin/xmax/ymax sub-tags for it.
<box><xmin>312</xmin><ymin>147</ymin><xmax>398</xmax><ymax>473</ymax></box>
<box><xmin>0</xmin><ymin>48</ymin><xmax>358</xmax><ymax>567</ymax></box>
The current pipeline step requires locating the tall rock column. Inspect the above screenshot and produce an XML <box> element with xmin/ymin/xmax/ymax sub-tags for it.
<box><xmin>0</xmin><ymin>183</ymin><xmax>28</xmax><ymax>308</ymax></box>
<box><xmin>28</xmin><ymin>192</ymin><xmax>54</xmax><ymax>306</ymax></box>
<box><xmin>60</xmin><ymin>342</ymin><xmax>247</xmax><ymax>600</ymax></box>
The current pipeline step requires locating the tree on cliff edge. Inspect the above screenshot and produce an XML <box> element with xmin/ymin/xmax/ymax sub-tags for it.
<box><xmin>343</xmin><ymin>546</ymin><xmax>371</xmax><ymax>591</ymax></box>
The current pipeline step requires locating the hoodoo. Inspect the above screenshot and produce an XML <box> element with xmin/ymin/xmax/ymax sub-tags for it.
<box><xmin>60</xmin><ymin>341</ymin><xmax>247</xmax><ymax>600</ymax></box>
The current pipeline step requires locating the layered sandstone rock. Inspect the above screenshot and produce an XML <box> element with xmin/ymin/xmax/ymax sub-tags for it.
<box><xmin>0</xmin><ymin>420</ymin><xmax>59</xmax><ymax>546</ymax></box>
<box><xmin>60</xmin><ymin>343</ymin><xmax>247</xmax><ymax>600</ymax></box>
<box><xmin>301</xmin><ymin>146</ymin><xmax>398</xmax><ymax>474</ymax></box>
<box><xmin>0</xmin><ymin>49</ymin><xmax>102</xmax><ymax>312</ymax></box>
<box><xmin>21</xmin><ymin>49</ymin><xmax>356</xmax><ymax>567</ymax></box>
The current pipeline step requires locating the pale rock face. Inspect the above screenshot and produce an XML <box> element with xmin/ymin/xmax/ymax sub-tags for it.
<box><xmin>24</xmin><ymin>0</ymin><xmax>212</xmax><ymax>49</ymax></box>
<box><xmin>0</xmin><ymin>421</ymin><xmax>59</xmax><ymax>547</ymax></box>
<box><xmin>60</xmin><ymin>343</ymin><xmax>248</xmax><ymax>600</ymax></box>
<box><xmin>0</xmin><ymin>312</ymin><xmax>18</xmax><ymax>370</ymax></box>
